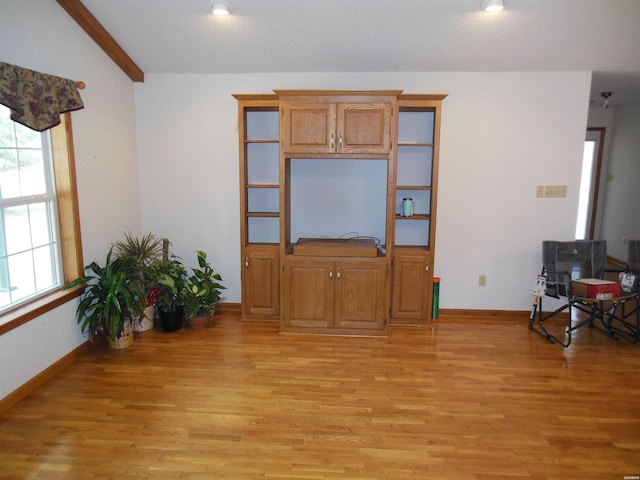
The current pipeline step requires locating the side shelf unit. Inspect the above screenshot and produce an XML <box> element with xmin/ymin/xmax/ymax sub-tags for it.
<box><xmin>235</xmin><ymin>95</ymin><xmax>280</xmax><ymax>320</ymax></box>
<box><xmin>390</xmin><ymin>96</ymin><xmax>444</xmax><ymax>324</ymax></box>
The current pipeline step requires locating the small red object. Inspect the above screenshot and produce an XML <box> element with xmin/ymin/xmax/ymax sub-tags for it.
<box><xmin>572</xmin><ymin>279</ymin><xmax>621</xmax><ymax>300</ymax></box>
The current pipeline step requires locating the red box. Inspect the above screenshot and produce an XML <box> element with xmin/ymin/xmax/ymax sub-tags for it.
<box><xmin>572</xmin><ymin>278</ymin><xmax>621</xmax><ymax>299</ymax></box>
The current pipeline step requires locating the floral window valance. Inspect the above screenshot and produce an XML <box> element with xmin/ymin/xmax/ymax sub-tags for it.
<box><xmin>0</xmin><ymin>61</ymin><xmax>84</xmax><ymax>132</ymax></box>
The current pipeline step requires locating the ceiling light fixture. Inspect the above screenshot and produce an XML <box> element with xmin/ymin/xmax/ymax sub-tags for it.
<box><xmin>601</xmin><ymin>92</ymin><xmax>612</xmax><ymax>109</ymax></box>
<box><xmin>211</xmin><ymin>1</ymin><xmax>231</xmax><ymax>16</ymax></box>
<box><xmin>482</xmin><ymin>0</ymin><xmax>504</xmax><ymax>12</ymax></box>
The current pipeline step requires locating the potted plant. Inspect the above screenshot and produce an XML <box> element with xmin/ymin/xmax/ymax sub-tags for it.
<box><xmin>66</xmin><ymin>248</ymin><xmax>145</xmax><ymax>349</ymax></box>
<box><xmin>112</xmin><ymin>232</ymin><xmax>164</xmax><ymax>331</ymax></box>
<box><xmin>155</xmin><ymin>256</ymin><xmax>188</xmax><ymax>332</ymax></box>
<box><xmin>183</xmin><ymin>250</ymin><xmax>225</xmax><ymax>328</ymax></box>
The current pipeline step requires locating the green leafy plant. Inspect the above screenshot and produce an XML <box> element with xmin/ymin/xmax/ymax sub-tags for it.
<box><xmin>155</xmin><ymin>256</ymin><xmax>188</xmax><ymax>313</ymax></box>
<box><xmin>66</xmin><ymin>248</ymin><xmax>145</xmax><ymax>342</ymax></box>
<box><xmin>183</xmin><ymin>250</ymin><xmax>225</xmax><ymax>321</ymax></box>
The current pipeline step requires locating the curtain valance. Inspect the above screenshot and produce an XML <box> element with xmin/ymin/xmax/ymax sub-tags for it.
<box><xmin>0</xmin><ymin>61</ymin><xmax>84</xmax><ymax>132</ymax></box>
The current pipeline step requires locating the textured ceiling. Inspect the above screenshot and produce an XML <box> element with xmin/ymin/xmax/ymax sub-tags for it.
<box><xmin>77</xmin><ymin>0</ymin><xmax>640</xmax><ymax>105</ymax></box>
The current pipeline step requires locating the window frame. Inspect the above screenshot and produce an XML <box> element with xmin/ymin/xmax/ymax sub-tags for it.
<box><xmin>0</xmin><ymin>112</ymin><xmax>83</xmax><ymax>335</ymax></box>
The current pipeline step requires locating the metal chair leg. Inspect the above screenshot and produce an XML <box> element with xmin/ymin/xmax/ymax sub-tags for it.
<box><xmin>529</xmin><ymin>296</ymin><xmax>573</xmax><ymax>346</ymax></box>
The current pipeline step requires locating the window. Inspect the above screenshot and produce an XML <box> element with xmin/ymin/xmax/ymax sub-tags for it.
<box><xmin>0</xmin><ymin>106</ymin><xmax>83</xmax><ymax>332</ymax></box>
<box><xmin>0</xmin><ymin>107</ymin><xmax>62</xmax><ymax>309</ymax></box>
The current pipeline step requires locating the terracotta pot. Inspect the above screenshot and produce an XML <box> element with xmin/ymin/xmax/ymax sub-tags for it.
<box><xmin>187</xmin><ymin>314</ymin><xmax>210</xmax><ymax>329</ymax></box>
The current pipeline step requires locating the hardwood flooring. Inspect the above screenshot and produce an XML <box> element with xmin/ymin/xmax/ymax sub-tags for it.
<box><xmin>1</xmin><ymin>313</ymin><xmax>639</xmax><ymax>479</ymax></box>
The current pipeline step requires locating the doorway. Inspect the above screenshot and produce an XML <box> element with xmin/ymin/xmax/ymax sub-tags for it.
<box><xmin>575</xmin><ymin>128</ymin><xmax>605</xmax><ymax>240</ymax></box>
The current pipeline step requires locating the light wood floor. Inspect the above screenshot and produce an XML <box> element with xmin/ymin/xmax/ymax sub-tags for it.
<box><xmin>1</xmin><ymin>312</ymin><xmax>639</xmax><ymax>479</ymax></box>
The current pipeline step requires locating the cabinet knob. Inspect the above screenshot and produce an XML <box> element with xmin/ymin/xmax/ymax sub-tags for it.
<box><xmin>245</xmin><ymin>257</ymin><xmax>249</xmax><ymax>268</ymax></box>
<box><xmin>329</xmin><ymin>268</ymin><xmax>333</xmax><ymax>279</ymax></box>
<box><xmin>425</xmin><ymin>261</ymin><xmax>429</xmax><ymax>272</ymax></box>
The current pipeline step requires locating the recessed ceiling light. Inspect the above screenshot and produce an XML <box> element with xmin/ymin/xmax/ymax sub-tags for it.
<box><xmin>482</xmin><ymin>0</ymin><xmax>504</xmax><ymax>12</ymax></box>
<box><xmin>211</xmin><ymin>1</ymin><xmax>231</xmax><ymax>16</ymax></box>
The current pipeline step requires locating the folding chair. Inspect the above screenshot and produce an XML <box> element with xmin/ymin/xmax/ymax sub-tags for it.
<box><xmin>628</xmin><ymin>239</ymin><xmax>640</xmax><ymax>278</ymax></box>
<box><xmin>529</xmin><ymin>240</ymin><xmax>615</xmax><ymax>346</ymax></box>
<box><xmin>606</xmin><ymin>240</ymin><xmax>640</xmax><ymax>343</ymax></box>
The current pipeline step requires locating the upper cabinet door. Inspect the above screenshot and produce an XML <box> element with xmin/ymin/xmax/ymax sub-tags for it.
<box><xmin>337</xmin><ymin>102</ymin><xmax>393</xmax><ymax>154</ymax></box>
<box><xmin>281</xmin><ymin>99</ymin><xmax>393</xmax><ymax>155</ymax></box>
<box><xmin>281</xmin><ymin>102</ymin><xmax>337</xmax><ymax>154</ymax></box>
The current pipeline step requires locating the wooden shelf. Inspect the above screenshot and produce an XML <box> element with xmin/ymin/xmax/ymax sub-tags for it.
<box><xmin>395</xmin><ymin>214</ymin><xmax>430</xmax><ymax>220</ymax></box>
<box><xmin>397</xmin><ymin>142</ymin><xmax>435</xmax><ymax>147</ymax></box>
<box><xmin>247</xmin><ymin>212</ymin><xmax>279</xmax><ymax>218</ymax></box>
<box><xmin>394</xmin><ymin>245</ymin><xmax>430</xmax><ymax>252</ymax></box>
<box><xmin>396</xmin><ymin>185</ymin><xmax>432</xmax><ymax>191</ymax></box>
<box><xmin>246</xmin><ymin>183</ymin><xmax>279</xmax><ymax>189</ymax></box>
<box><xmin>245</xmin><ymin>241</ymin><xmax>279</xmax><ymax>247</ymax></box>
<box><xmin>292</xmin><ymin>238</ymin><xmax>378</xmax><ymax>257</ymax></box>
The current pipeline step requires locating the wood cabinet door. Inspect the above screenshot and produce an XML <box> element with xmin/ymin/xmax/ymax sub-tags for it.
<box><xmin>390</xmin><ymin>253</ymin><xmax>430</xmax><ymax>323</ymax></box>
<box><xmin>337</xmin><ymin>102</ymin><xmax>393</xmax><ymax>154</ymax></box>
<box><xmin>243</xmin><ymin>247</ymin><xmax>279</xmax><ymax>318</ymax></box>
<box><xmin>282</xmin><ymin>102</ymin><xmax>337</xmax><ymax>154</ymax></box>
<box><xmin>334</xmin><ymin>260</ymin><xmax>387</xmax><ymax>330</ymax></box>
<box><xmin>283</xmin><ymin>258</ymin><xmax>335</xmax><ymax>328</ymax></box>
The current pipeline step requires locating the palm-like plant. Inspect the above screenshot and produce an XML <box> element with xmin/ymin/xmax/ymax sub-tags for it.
<box><xmin>112</xmin><ymin>232</ymin><xmax>164</xmax><ymax>305</ymax></box>
<box><xmin>66</xmin><ymin>248</ymin><xmax>146</xmax><ymax>342</ymax></box>
<box><xmin>113</xmin><ymin>232</ymin><xmax>164</xmax><ymax>265</ymax></box>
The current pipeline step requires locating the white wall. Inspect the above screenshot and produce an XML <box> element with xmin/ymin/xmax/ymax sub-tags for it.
<box><xmin>599</xmin><ymin>102</ymin><xmax>640</xmax><ymax>260</ymax></box>
<box><xmin>136</xmin><ymin>71</ymin><xmax>592</xmax><ymax>311</ymax></box>
<box><xmin>0</xmin><ymin>1</ymin><xmax>142</xmax><ymax>399</ymax></box>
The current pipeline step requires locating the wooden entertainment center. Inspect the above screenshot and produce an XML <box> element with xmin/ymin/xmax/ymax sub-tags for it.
<box><xmin>234</xmin><ymin>90</ymin><xmax>445</xmax><ymax>335</ymax></box>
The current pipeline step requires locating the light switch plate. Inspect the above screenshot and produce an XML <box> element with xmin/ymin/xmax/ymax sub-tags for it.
<box><xmin>544</xmin><ymin>185</ymin><xmax>567</xmax><ymax>198</ymax></box>
<box><xmin>536</xmin><ymin>185</ymin><xmax>568</xmax><ymax>198</ymax></box>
